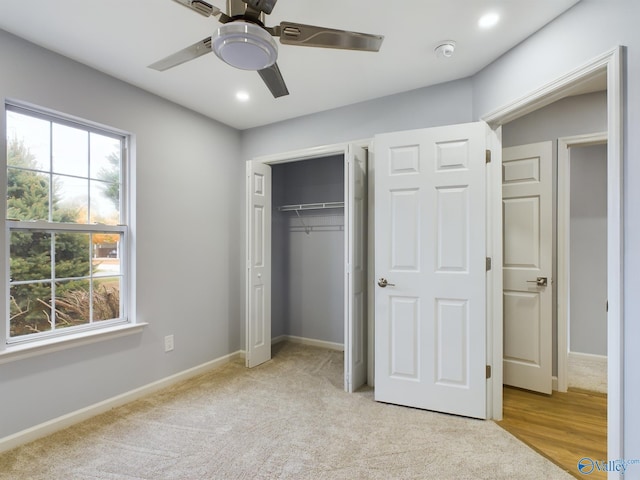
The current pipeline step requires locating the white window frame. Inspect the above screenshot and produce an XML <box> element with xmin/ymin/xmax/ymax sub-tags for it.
<box><xmin>1</xmin><ymin>102</ymin><xmax>136</xmax><ymax>356</ymax></box>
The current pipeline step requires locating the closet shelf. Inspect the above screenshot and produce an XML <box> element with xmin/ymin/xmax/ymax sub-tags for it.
<box><xmin>278</xmin><ymin>202</ymin><xmax>344</xmax><ymax>212</ymax></box>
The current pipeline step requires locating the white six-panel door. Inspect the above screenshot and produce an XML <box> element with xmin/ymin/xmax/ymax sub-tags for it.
<box><xmin>374</xmin><ymin>123</ymin><xmax>488</xmax><ymax>419</ymax></box>
<box><xmin>246</xmin><ymin>161</ymin><xmax>272</xmax><ymax>368</ymax></box>
<box><xmin>502</xmin><ymin>142</ymin><xmax>552</xmax><ymax>394</ymax></box>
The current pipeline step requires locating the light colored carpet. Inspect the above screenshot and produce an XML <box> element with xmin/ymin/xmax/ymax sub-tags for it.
<box><xmin>0</xmin><ymin>342</ymin><xmax>573</xmax><ymax>479</ymax></box>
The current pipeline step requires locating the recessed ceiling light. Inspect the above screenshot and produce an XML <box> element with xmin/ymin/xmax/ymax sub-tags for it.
<box><xmin>478</xmin><ymin>12</ymin><xmax>500</xmax><ymax>29</ymax></box>
<box><xmin>236</xmin><ymin>91</ymin><xmax>250</xmax><ymax>102</ymax></box>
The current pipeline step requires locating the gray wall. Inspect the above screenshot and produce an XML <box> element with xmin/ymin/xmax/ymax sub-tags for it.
<box><xmin>0</xmin><ymin>29</ymin><xmax>243</xmax><ymax>438</ymax></box>
<box><xmin>241</xmin><ymin>79</ymin><xmax>474</xmax><ymax>160</ymax></box>
<box><xmin>501</xmin><ymin>92</ymin><xmax>607</xmax><ymax>149</ymax></box>
<box><xmin>272</xmin><ymin>156</ymin><xmax>344</xmax><ymax>344</ymax></box>
<box><xmin>570</xmin><ymin>144</ymin><xmax>607</xmax><ymax>356</ymax></box>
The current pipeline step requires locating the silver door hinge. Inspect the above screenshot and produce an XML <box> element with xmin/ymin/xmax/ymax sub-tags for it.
<box><xmin>486</xmin><ymin>149</ymin><xmax>492</xmax><ymax>164</ymax></box>
<box><xmin>486</xmin><ymin>365</ymin><xmax>492</xmax><ymax>379</ymax></box>
<box><xmin>486</xmin><ymin>257</ymin><xmax>492</xmax><ymax>271</ymax></box>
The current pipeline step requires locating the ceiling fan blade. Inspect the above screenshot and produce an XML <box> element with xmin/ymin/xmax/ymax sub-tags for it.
<box><xmin>258</xmin><ymin>63</ymin><xmax>289</xmax><ymax>98</ymax></box>
<box><xmin>148</xmin><ymin>37</ymin><xmax>212</xmax><ymax>71</ymax></box>
<box><xmin>172</xmin><ymin>0</ymin><xmax>221</xmax><ymax>17</ymax></box>
<box><xmin>277</xmin><ymin>22</ymin><xmax>384</xmax><ymax>52</ymax></box>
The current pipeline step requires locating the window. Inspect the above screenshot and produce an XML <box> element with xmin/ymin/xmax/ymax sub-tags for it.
<box><xmin>5</xmin><ymin>104</ymin><xmax>129</xmax><ymax>344</ymax></box>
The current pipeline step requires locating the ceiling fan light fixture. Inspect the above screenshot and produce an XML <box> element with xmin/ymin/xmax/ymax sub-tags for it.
<box><xmin>212</xmin><ymin>21</ymin><xmax>278</xmax><ymax>70</ymax></box>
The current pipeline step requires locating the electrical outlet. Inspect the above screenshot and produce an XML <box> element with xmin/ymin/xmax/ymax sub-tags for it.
<box><xmin>164</xmin><ymin>334</ymin><xmax>174</xmax><ymax>352</ymax></box>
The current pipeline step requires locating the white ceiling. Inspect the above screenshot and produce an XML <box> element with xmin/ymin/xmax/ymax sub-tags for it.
<box><xmin>0</xmin><ymin>0</ymin><xmax>580</xmax><ymax>130</ymax></box>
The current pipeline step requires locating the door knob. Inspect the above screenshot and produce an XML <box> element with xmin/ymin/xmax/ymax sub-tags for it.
<box><xmin>526</xmin><ymin>277</ymin><xmax>548</xmax><ymax>287</ymax></box>
<box><xmin>378</xmin><ymin>278</ymin><xmax>396</xmax><ymax>288</ymax></box>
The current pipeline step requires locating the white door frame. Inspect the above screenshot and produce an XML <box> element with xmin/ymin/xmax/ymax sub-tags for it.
<box><xmin>557</xmin><ymin>131</ymin><xmax>608</xmax><ymax>393</ymax></box>
<box><xmin>483</xmin><ymin>46</ymin><xmax>623</xmax><ymax>463</ymax></box>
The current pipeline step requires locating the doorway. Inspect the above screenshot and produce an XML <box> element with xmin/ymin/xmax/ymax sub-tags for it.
<box><xmin>485</xmin><ymin>46</ymin><xmax>621</xmax><ymax>461</ymax></box>
<box><xmin>500</xmin><ymin>87</ymin><xmax>609</xmax><ymax>395</ymax></box>
<box><xmin>245</xmin><ymin>144</ymin><xmax>368</xmax><ymax>393</ymax></box>
<box><xmin>558</xmin><ymin>134</ymin><xmax>608</xmax><ymax>394</ymax></box>
<box><xmin>502</xmin><ymin>115</ymin><xmax>608</xmax><ymax>396</ymax></box>
<box><xmin>499</xmin><ymin>133</ymin><xmax>609</xmax><ymax>475</ymax></box>
<box><xmin>271</xmin><ymin>156</ymin><xmax>345</xmax><ymax>352</ymax></box>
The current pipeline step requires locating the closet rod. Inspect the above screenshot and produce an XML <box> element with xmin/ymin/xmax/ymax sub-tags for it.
<box><xmin>278</xmin><ymin>201</ymin><xmax>344</xmax><ymax>212</ymax></box>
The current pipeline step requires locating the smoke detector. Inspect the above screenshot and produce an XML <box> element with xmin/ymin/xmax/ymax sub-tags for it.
<box><xmin>434</xmin><ymin>41</ymin><xmax>456</xmax><ymax>59</ymax></box>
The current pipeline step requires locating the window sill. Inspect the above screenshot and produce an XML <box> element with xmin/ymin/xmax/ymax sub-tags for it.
<box><xmin>0</xmin><ymin>322</ymin><xmax>148</xmax><ymax>365</ymax></box>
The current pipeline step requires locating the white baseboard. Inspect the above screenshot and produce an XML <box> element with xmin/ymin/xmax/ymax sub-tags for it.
<box><xmin>272</xmin><ymin>335</ymin><xmax>344</xmax><ymax>352</ymax></box>
<box><xmin>0</xmin><ymin>350</ymin><xmax>243</xmax><ymax>454</ymax></box>
<box><xmin>567</xmin><ymin>351</ymin><xmax>607</xmax><ymax>394</ymax></box>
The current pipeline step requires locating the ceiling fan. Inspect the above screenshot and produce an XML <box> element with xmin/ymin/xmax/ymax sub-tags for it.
<box><xmin>149</xmin><ymin>0</ymin><xmax>384</xmax><ymax>98</ymax></box>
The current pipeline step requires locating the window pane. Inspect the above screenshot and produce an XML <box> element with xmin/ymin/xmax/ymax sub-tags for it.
<box><xmin>10</xmin><ymin>231</ymin><xmax>52</xmax><ymax>281</ymax></box>
<box><xmin>90</xmin><ymin>133</ymin><xmax>121</xmax><ymax>182</ymax></box>
<box><xmin>6</xmin><ymin>110</ymin><xmax>50</xmax><ymax>171</ymax></box>
<box><xmin>92</xmin><ymin>233</ymin><xmax>121</xmax><ymax>275</ymax></box>
<box><xmin>55</xmin><ymin>232</ymin><xmax>91</xmax><ymax>279</ymax></box>
<box><xmin>55</xmin><ymin>280</ymin><xmax>91</xmax><ymax>328</ymax></box>
<box><xmin>52</xmin><ymin>123</ymin><xmax>88</xmax><ymax>177</ymax></box>
<box><xmin>10</xmin><ymin>282</ymin><xmax>53</xmax><ymax>337</ymax></box>
<box><xmin>93</xmin><ymin>278</ymin><xmax>121</xmax><ymax>322</ymax></box>
<box><xmin>52</xmin><ymin>174</ymin><xmax>88</xmax><ymax>223</ymax></box>
<box><xmin>7</xmin><ymin>167</ymin><xmax>50</xmax><ymax>221</ymax></box>
<box><xmin>90</xmin><ymin>179</ymin><xmax>120</xmax><ymax>224</ymax></box>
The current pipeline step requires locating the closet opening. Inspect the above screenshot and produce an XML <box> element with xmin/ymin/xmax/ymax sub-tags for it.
<box><xmin>246</xmin><ymin>144</ymin><xmax>368</xmax><ymax>393</ymax></box>
<box><xmin>271</xmin><ymin>155</ymin><xmax>346</xmax><ymax>352</ymax></box>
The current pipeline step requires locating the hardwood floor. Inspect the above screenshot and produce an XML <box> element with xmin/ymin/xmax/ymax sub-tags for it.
<box><xmin>497</xmin><ymin>386</ymin><xmax>607</xmax><ymax>479</ymax></box>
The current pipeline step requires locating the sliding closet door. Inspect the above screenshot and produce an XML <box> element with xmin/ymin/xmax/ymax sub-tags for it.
<box><xmin>345</xmin><ymin>145</ymin><xmax>367</xmax><ymax>392</ymax></box>
<box><xmin>246</xmin><ymin>161</ymin><xmax>272</xmax><ymax>368</ymax></box>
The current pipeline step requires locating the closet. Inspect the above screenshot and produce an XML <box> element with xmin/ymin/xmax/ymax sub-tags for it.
<box><xmin>271</xmin><ymin>155</ymin><xmax>345</xmax><ymax>348</ymax></box>
<box><xmin>246</xmin><ymin>144</ymin><xmax>367</xmax><ymax>392</ymax></box>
